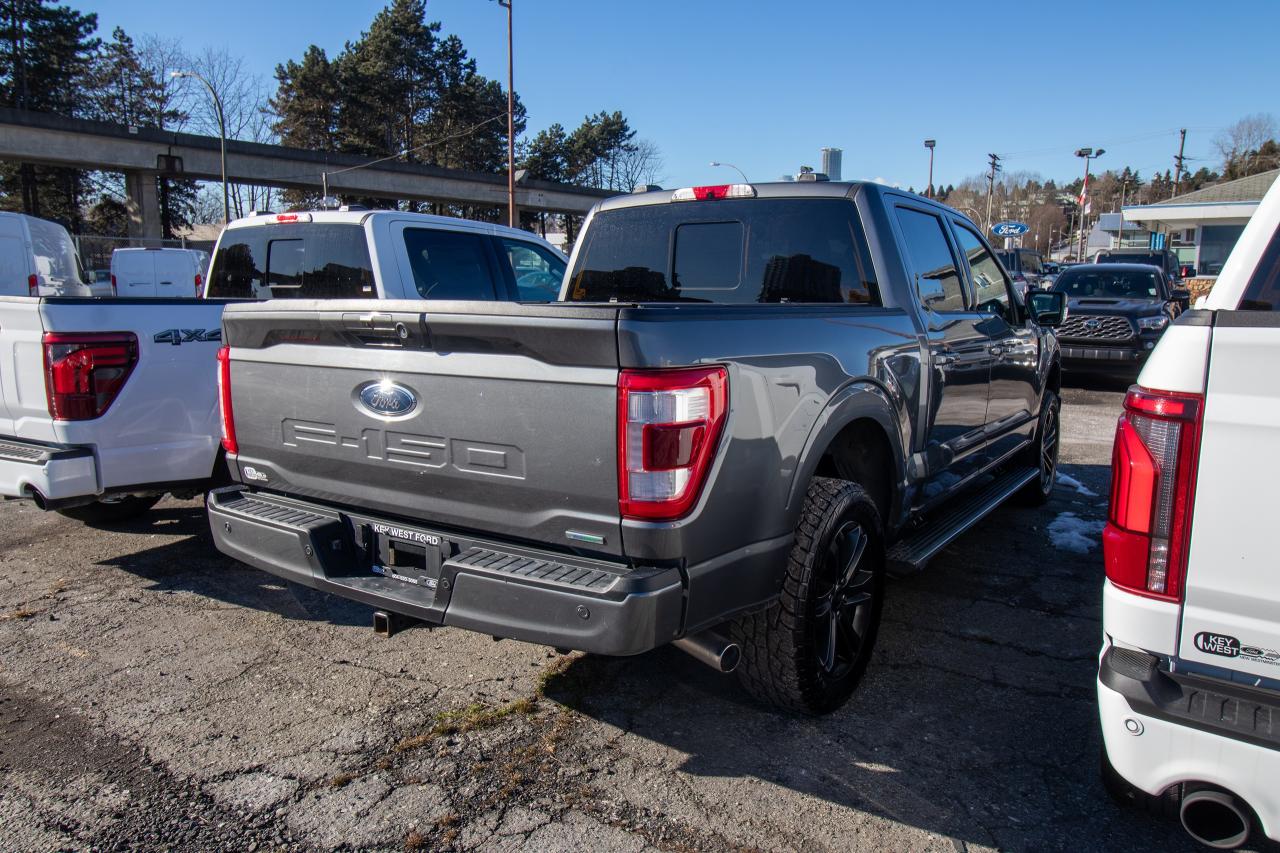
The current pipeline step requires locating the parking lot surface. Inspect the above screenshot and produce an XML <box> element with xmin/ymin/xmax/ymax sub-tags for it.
<box><xmin>0</xmin><ymin>379</ymin><xmax>1209</xmax><ymax>852</ymax></box>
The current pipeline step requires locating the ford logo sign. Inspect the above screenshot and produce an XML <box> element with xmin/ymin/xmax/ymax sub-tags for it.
<box><xmin>355</xmin><ymin>380</ymin><xmax>418</xmax><ymax>419</ymax></box>
<box><xmin>991</xmin><ymin>221</ymin><xmax>1030</xmax><ymax>237</ymax></box>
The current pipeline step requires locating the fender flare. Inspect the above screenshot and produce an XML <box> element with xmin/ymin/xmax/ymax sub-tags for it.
<box><xmin>785</xmin><ymin>380</ymin><xmax>909</xmax><ymax>531</ymax></box>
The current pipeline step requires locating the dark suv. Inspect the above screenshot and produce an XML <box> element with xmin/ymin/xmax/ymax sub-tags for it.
<box><xmin>1093</xmin><ymin>248</ymin><xmax>1182</xmax><ymax>289</ymax></box>
<box><xmin>1051</xmin><ymin>263</ymin><xmax>1189</xmax><ymax>376</ymax></box>
<box><xmin>995</xmin><ymin>248</ymin><xmax>1045</xmax><ymax>296</ymax></box>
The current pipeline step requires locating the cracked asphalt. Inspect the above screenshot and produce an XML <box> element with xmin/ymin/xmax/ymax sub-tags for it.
<box><xmin>0</xmin><ymin>378</ymin><xmax>1229</xmax><ymax>851</ymax></box>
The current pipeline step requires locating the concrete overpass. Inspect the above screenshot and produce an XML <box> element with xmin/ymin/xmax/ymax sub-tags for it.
<box><xmin>0</xmin><ymin>108</ymin><xmax>613</xmax><ymax>239</ymax></box>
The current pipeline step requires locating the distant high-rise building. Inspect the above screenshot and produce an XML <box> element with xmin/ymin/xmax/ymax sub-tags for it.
<box><xmin>821</xmin><ymin>147</ymin><xmax>842</xmax><ymax>181</ymax></box>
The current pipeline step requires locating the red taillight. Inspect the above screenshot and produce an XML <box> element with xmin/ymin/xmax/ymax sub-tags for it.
<box><xmin>217</xmin><ymin>346</ymin><xmax>237</xmax><ymax>454</ymax></box>
<box><xmin>28</xmin><ymin>274</ymin><xmax>38</xmax><ymax>296</ymax></box>
<box><xmin>194</xmin><ymin>273</ymin><xmax>203</xmax><ymax>297</ymax></box>
<box><xmin>110</xmin><ymin>273</ymin><xmax>117</xmax><ymax>297</ymax></box>
<box><xmin>618</xmin><ymin>366</ymin><xmax>728</xmax><ymax>520</ymax></box>
<box><xmin>42</xmin><ymin>332</ymin><xmax>139</xmax><ymax>420</ymax></box>
<box><xmin>670</xmin><ymin>184</ymin><xmax>756</xmax><ymax>202</ymax></box>
<box><xmin>1103</xmin><ymin>386</ymin><xmax>1203</xmax><ymax>602</ymax></box>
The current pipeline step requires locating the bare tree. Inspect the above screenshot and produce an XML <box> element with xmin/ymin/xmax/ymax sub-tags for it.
<box><xmin>1214</xmin><ymin>113</ymin><xmax>1278</xmax><ymax>177</ymax></box>
<box><xmin>613</xmin><ymin>139</ymin><xmax>664</xmax><ymax>192</ymax></box>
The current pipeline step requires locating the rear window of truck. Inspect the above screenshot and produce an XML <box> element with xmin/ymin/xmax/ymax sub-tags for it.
<box><xmin>1240</xmin><ymin>227</ymin><xmax>1280</xmax><ymax>311</ymax></box>
<box><xmin>206</xmin><ymin>223</ymin><xmax>374</xmax><ymax>299</ymax></box>
<box><xmin>566</xmin><ymin>198</ymin><xmax>879</xmax><ymax>305</ymax></box>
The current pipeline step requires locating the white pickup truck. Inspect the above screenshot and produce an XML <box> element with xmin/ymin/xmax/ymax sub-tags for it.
<box><xmin>1099</xmin><ymin>174</ymin><xmax>1280</xmax><ymax>849</ymax></box>
<box><xmin>1</xmin><ymin>209</ymin><xmax>568</xmax><ymax>523</ymax></box>
<box><xmin>0</xmin><ymin>295</ymin><xmax>229</xmax><ymax>521</ymax></box>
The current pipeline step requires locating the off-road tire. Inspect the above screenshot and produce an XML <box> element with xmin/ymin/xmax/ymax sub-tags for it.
<box><xmin>730</xmin><ymin>477</ymin><xmax>885</xmax><ymax>715</ymax></box>
<box><xmin>56</xmin><ymin>494</ymin><xmax>162</xmax><ymax>525</ymax></box>
<box><xmin>1019</xmin><ymin>388</ymin><xmax>1061</xmax><ymax>506</ymax></box>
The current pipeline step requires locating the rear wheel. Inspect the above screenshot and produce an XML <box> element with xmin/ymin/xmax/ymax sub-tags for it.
<box><xmin>56</xmin><ymin>494</ymin><xmax>162</xmax><ymax>525</ymax></box>
<box><xmin>1019</xmin><ymin>389</ymin><xmax>1060</xmax><ymax>506</ymax></box>
<box><xmin>730</xmin><ymin>477</ymin><xmax>885</xmax><ymax>715</ymax></box>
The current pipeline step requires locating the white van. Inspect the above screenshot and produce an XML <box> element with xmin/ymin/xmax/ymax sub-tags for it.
<box><xmin>0</xmin><ymin>212</ymin><xmax>92</xmax><ymax>297</ymax></box>
<box><xmin>110</xmin><ymin>247</ymin><xmax>206</xmax><ymax>298</ymax></box>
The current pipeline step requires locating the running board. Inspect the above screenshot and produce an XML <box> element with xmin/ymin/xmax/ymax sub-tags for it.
<box><xmin>887</xmin><ymin>467</ymin><xmax>1038</xmax><ymax>575</ymax></box>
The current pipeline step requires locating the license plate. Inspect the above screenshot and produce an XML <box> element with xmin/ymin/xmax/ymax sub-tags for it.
<box><xmin>368</xmin><ymin>523</ymin><xmax>445</xmax><ymax>589</ymax></box>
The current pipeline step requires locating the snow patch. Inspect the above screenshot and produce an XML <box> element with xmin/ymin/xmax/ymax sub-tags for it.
<box><xmin>1056</xmin><ymin>472</ymin><xmax>1099</xmax><ymax>498</ymax></box>
<box><xmin>1047</xmin><ymin>512</ymin><xmax>1106</xmax><ymax>554</ymax></box>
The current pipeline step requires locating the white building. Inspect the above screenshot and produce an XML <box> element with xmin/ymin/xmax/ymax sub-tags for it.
<box><xmin>1122</xmin><ymin>168</ymin><xmax>1280</xmax><ymax>277</ymax></box>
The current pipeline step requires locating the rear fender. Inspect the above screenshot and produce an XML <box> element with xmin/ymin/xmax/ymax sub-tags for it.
<box><xmin>787</xmin><ymin>381</ymin><xmax>908</xmax><ymax>534</ymax></box>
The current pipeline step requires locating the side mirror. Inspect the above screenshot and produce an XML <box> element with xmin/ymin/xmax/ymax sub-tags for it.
<box><xmin>1027</xmin><ymin>291</ymin><xmax>1067</xmax><ymax>327</ymax></box>
<box><xmin>917</xmin><ymin>275</ymin><xmax>947</xmax><ymax>307</ymax></box>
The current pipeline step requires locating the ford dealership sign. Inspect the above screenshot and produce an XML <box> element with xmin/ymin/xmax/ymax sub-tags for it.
<box><xmin>991</xmin><ymin>221</ymin><xmax>1030</xmax><ymax>237</ymax></box>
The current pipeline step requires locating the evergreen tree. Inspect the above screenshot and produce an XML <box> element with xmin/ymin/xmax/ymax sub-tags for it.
<box><xmin>271</xmin><ymin>45</ymin><xmax>341</xmax><ymax>151</ymax></box>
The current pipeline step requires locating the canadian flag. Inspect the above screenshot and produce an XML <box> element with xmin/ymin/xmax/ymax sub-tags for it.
<box><xmin>1079</xmin><ymin>175</ymin><xmax>1091</xmax><ymax>215</ymax></box>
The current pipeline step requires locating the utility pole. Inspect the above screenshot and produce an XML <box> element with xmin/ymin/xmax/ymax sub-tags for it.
<box><xmin>985</xmin><ymin>153</ymin><xmax>1001</xmax><ymax>233</ymax></box>
<box><xmin>924</xmin><ymin>139</ymin><xmax>936</xmax><ymax>198</ymax></box>
<box><xmin>1172</xmin><ymin>127</ymin><xmax>1187</xmax><ymax>198</ymax></box>
<box><xmin>1117</xmin><ymin>176</ymin><xmax>1130</xmax><ymax>248</ymax></box>
<box><xmin>1075</xmin><ymin>147</ymin><xmax>1104</xmax><ymax>262</ymax></box>
<box><xmin>496</xmin><ymin>0</ymin><xmax>515</xmax><ymax>227</ymax></box>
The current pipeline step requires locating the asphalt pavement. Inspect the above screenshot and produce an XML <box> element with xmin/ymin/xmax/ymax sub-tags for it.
<box><xmin>0</xmin><ymin>378</ymin><xmax>1232</xmax><ymax>851</ymax></box>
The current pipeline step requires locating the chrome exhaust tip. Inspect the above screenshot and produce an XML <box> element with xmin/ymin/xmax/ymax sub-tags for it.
<box><xmin>1180</xmin><ymin>787</ymin><xmax>1252</xmax><ymax>850</ymax></box>
<box><xmin>673</xmin><ymin>632</ymin><xmax>741</xmax><ymax>673</ymax></box>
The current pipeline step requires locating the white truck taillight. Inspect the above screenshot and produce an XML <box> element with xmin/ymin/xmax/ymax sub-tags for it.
<box><xmin>28</xmin><ymin>274</ymin><xmax>38</xmax><ymax>296</ymax></box>
<box><xmin>217</xmin><ymin>345</ymin><xmax>238</xmax><ymax>454</ymax></box>
<box><xmin>1103</xmin><ymin>386</ymin><xmax>1203</xmax><ymax>602</ymax></box>
<box><xmin>110</xmin><ymin>273</ymin><xmax>117</xmax><ymax>297</ymax></box>
<box><xmin>618</xmin><ymin>366</ymin><xmax>728</xmax><ymax>520</ymax></box>
<box><xmin>670</xmin><ymin>184</ymin><xmax>756</xmax><ymax>202</ymax></box>
<box><xmin>42</xmin><ymin>332</ymin><xmax>139</xmax><ymax>420</ymax></box>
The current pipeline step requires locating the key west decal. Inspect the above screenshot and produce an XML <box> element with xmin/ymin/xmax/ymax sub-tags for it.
<box><xmin>1194</xmin><ymin>631</ymin><xmax>1280</xmax><ymax>666</ymax></box>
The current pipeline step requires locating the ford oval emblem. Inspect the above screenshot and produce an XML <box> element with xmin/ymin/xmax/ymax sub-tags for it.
<box><xmin>355</xmin><ymin>380</ymin><xmax>418</xmax><ymax>419</ymax></box>
<box><xmin>991</xmin><ymin>221</ymin><xmax>1030</xmax><ymax>237</ymax></box>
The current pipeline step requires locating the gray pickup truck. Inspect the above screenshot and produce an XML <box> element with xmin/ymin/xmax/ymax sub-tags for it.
<box><xmin>208</xmin><ymin>180</ymin><xmax>1066</xmax><ymax>714</ymax></box>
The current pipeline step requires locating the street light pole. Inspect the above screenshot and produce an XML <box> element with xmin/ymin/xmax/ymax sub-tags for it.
<box><xmin>709</xmin><ymin>161</ymin><xmax>749</xmax><ymax>183</ymax></box>
<box><xmin>1074</xmin><ymin>147</ymin><xmax>1104</xmax><ymax>262</ymax></box>
<box><xmin>173</xmin><ymin>70</ymin><xmax>228</xmax><ymax>224</ymax></box>
<box><xmin>498</xmin><ymin>0</ymin><xmax>515</xmax><ymax>228</ymax></box>
<box><xmin>924</xmin><ymin>139</ymin><xmax>936</xmax><ymax>198</ymax></box>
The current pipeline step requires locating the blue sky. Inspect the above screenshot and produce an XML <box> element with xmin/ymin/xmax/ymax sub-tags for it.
<box><xmin>87</xmin><ymin>0</ymin><xmax>1279</xmax><ymax>190</ymax></box>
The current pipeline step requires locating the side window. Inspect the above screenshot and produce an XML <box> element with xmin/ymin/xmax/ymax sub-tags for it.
<box><xmin>1021</xmin><ymin>251</ymin><xmax>1042</xmax><ymax>274</ymax></box>
<box><xmin>403</xmin><ymin>228</ymin><xmax>497</xmax><ymax>300</ymax></box>
<box><xmin>497</xmin><ymin>238</ymin><xmax>566</xmax><ymax>301</ymax></box>
<box><xmin>953</xmin><ymin>223</ymin><xmax>1014</xmax><ymax>321</ymax></box>
<box><xmin>895</xmin><ymin>207</ymin><xmax>966</xmax><ymax>312</ymax></box>
<box><xmin>1239</xmin><ymin>226</ymin><xmax>1280</xmax><ymax>311</ymax></box>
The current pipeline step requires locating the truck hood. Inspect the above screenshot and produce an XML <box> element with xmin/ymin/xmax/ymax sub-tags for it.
<box><xmin>1065</xmin><ymin>297</ymin><xmax>1163</xmax><ymax>318</ymax></box>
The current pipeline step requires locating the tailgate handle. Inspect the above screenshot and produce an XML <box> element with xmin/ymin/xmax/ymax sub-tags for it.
<box><xmin>342</xmin><ymin>312</ymin><xmax>397</xmax><ymax>334</ymax></box>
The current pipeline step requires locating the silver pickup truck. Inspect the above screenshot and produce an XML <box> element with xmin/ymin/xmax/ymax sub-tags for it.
<box><xmin>208</xmin><ymin>180</ymin><xmax>1066</xmax><ymax>714</ymax></box>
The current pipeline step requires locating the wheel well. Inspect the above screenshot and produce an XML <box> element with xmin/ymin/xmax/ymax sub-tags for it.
<box><xmin>1047</xmin><ymin>359</ymin><xmax>1062</xmax><ymax>395</ymax></box>
<box><xmin>812</xmin><ymin>418</ymin><xmax>894</xmax><ymax>522</ymax></box>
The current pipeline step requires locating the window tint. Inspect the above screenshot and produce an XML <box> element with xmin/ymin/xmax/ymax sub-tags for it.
<box><xmin>403</xmin><ymin>228</ymin><xmax>496</xmax><ymax>300</ymax></box>
<box><xmin>497</xmin><ymin>237</ymin><xmax>566</xmax><ymax>301</ymax></box>
<box><xmin>995</xmin><ymin>250</ymin><xmax>1016</xmax><ymax>271</ymax></box>
<box><xmin>27</xmin><ymin>217</ymin><xmax>80</xmax><ymax>285</ymax></box>
<box><xmin>1053</xmin><ymin>269</ymin><xmax>1160</xmax><ymax>299</ymax></box>
<box><xmin>895</xmin><ymin>207</ymin><xmax>965</xmax><ymax>311</ymax></box>
<box><xmin>206</xmin><ymin>224</ymin><xmax>374</xmax><ymax>298</ymax></box>
<box><xmin>954</xmin><ymin>224</ymin><xmax>1012</xmax><ymax>319</ymax></box>
<box><xmin>566</xmin><ymin>199</ymin><xmax>879</xmax><ymax>305</ymax></box>
<box><xmin>1020</xmin><ymin>251</ymin><xmax>1042</xmax><ymax>274</ymax></box>
<box><xmin>1239</xmin><ymin>227</ymin><xmax>1280</xmax><ymax>311</ymax></box>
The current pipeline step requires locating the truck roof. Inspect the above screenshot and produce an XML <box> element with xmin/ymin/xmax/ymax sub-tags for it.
<box><xmin>222</xmin><ymin>208</ymin><xmax>550</xmax><ymax>246</ymax></box>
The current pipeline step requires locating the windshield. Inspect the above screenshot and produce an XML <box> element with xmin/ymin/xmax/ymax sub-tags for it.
<box><xmin>27</xmin><ymin>217</ymin><xmax>82</xmax><ymax>285</ymax></box>
<box><xmin>567</xmin><ymin>198</ymin><xmax>879</xmax><ymax>304</ymax></box>
<box><xmin>1053</xmin><ymin>268</ymin><xmax>1161</xmax><ymax>299</ymax></box>
<box><xmin>1097</xmin><ymin>252</ymin><xmax>1165</xmax><ymax>269</ymax></box>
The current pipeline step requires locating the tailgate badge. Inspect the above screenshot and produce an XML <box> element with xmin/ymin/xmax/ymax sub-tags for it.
<box><xmin>355</xmin><ymin>380</ymin><xmax>418</xmax><ymax>419</ymax></box>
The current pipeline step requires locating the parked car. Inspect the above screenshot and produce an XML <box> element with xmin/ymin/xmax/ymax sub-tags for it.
<box><xmin>1093</xmin><ymin>247</ymin><xmax>1182</xmax><ymax>289</ymax></box>
<box><xmin>1098</xmin><ymin>174</ymin><xmax>1280</xmax><ymax>850</ymax></box>
<box><xmin>110</xmin><ymin>247</ymin><xmax>206</xmax><ymax>298</ymax></box>
<box><xmin>84</xmin><ymin>268</ymin><xmax>114</xmax><ymax>298</ymax></box>
<box><xmin>0</xmin><ymin>212</ymin><xmax>92</xmax><ymax>297</ymax></box>
<box><xmin>208</xmin><ymin>180</ymin><xmax>1067</xmax><ymax>714</ymax></box>
<box><xmin>0</xmin><ymin>210</ymin><xmax>567</xmax><ymax>526</ymax></box>
<box><xmin>994</xmin><ymin>247</ymin><xmax>1046</xmax><ymax>296</ymax></box>
<box><xmin>203</xmin><ymin>210</ymin><xmax>567</xmax><ymax>301</ymax></box>
<box><xmin>1050</xmin><ymin>263</ymin><xmax>1188</xmax><ymax>377</ymax></box>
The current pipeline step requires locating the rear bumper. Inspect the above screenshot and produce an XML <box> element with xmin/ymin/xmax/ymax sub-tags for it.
<box><xmin>0</xmin><ymin>437</ymin><xmax>97</xmax><ymax>502</ymax></box>
<box><xmin>208</xmin><ymin>487</ymin><xmax>685</xmax><ymax>656</ymax></box>
<box><xmin>1098</xmin><ymin>643</ymin><xmax>1280</xmax><ymax>841</ymax></box>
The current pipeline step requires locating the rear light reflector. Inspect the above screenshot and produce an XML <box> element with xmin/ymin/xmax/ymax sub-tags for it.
<box><xmin>217</xmin><ymin>346</ymin><xmax>237</xmax><ymax>454</ymax></box>
<box><xmin>1104</xmin><ymin>386</ymin><xmax>1203</xmax><ymax>601</ymax></box>
<box><xmin>670</xmin><ymin>184</ymin><xmax>756</xmax><ymax>202</ymax></box>
<box><xmin>28</xmin><ymin>274</ymin><xmax>38</xmax><ymax>296</ymax></box>
<box><xmin>194</xmin><ymin>273</ymin><xmax>203</xmax><ymax>297</ymax></box>
<box><xmin>42</xmin><ymin>332</ymin><xmax>139</xmax><ymax>420</ymax></box>
<box><xmin>618</xmin><ymin>366</ymin><xmax>728</xmax><ymax>520</ymax></box>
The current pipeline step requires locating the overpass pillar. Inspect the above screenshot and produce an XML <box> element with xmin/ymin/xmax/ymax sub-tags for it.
<box><xmin>124</xmin><ymin>169</ymin><xmax>163</xmax><ymax>245</ymax></box>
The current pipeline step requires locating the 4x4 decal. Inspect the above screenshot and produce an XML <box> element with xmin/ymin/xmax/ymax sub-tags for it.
<box><xmin>154</xmin><ymin>328</ymin><xmax>221</xmax><ymax>345</ymax></box>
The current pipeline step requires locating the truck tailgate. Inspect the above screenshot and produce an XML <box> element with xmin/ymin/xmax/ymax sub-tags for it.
<box><xmin>222</xmin><ymin>300</ymin><xmax>625</xmax><ymax>556</ymax></box>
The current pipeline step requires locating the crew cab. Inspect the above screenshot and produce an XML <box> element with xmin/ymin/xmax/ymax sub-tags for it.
<box><xmin>0</xmin><ymin>211</ymin><xmax>566</xmax><ymax>524</ymax></box>
<box><xmin>1051</xmin><ymin>263</ymin><xmax>1189</xmax><ymax>377</ymax></box>
<box><xmin>1098</xmin><ymin>176</ymin><xmax>1280</xmax><ymax>848</ymax></box>
<box><xmin>208</xmin><ymin>180</ymin><xmax>1066</xmax><ymax>714</ymax></box>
